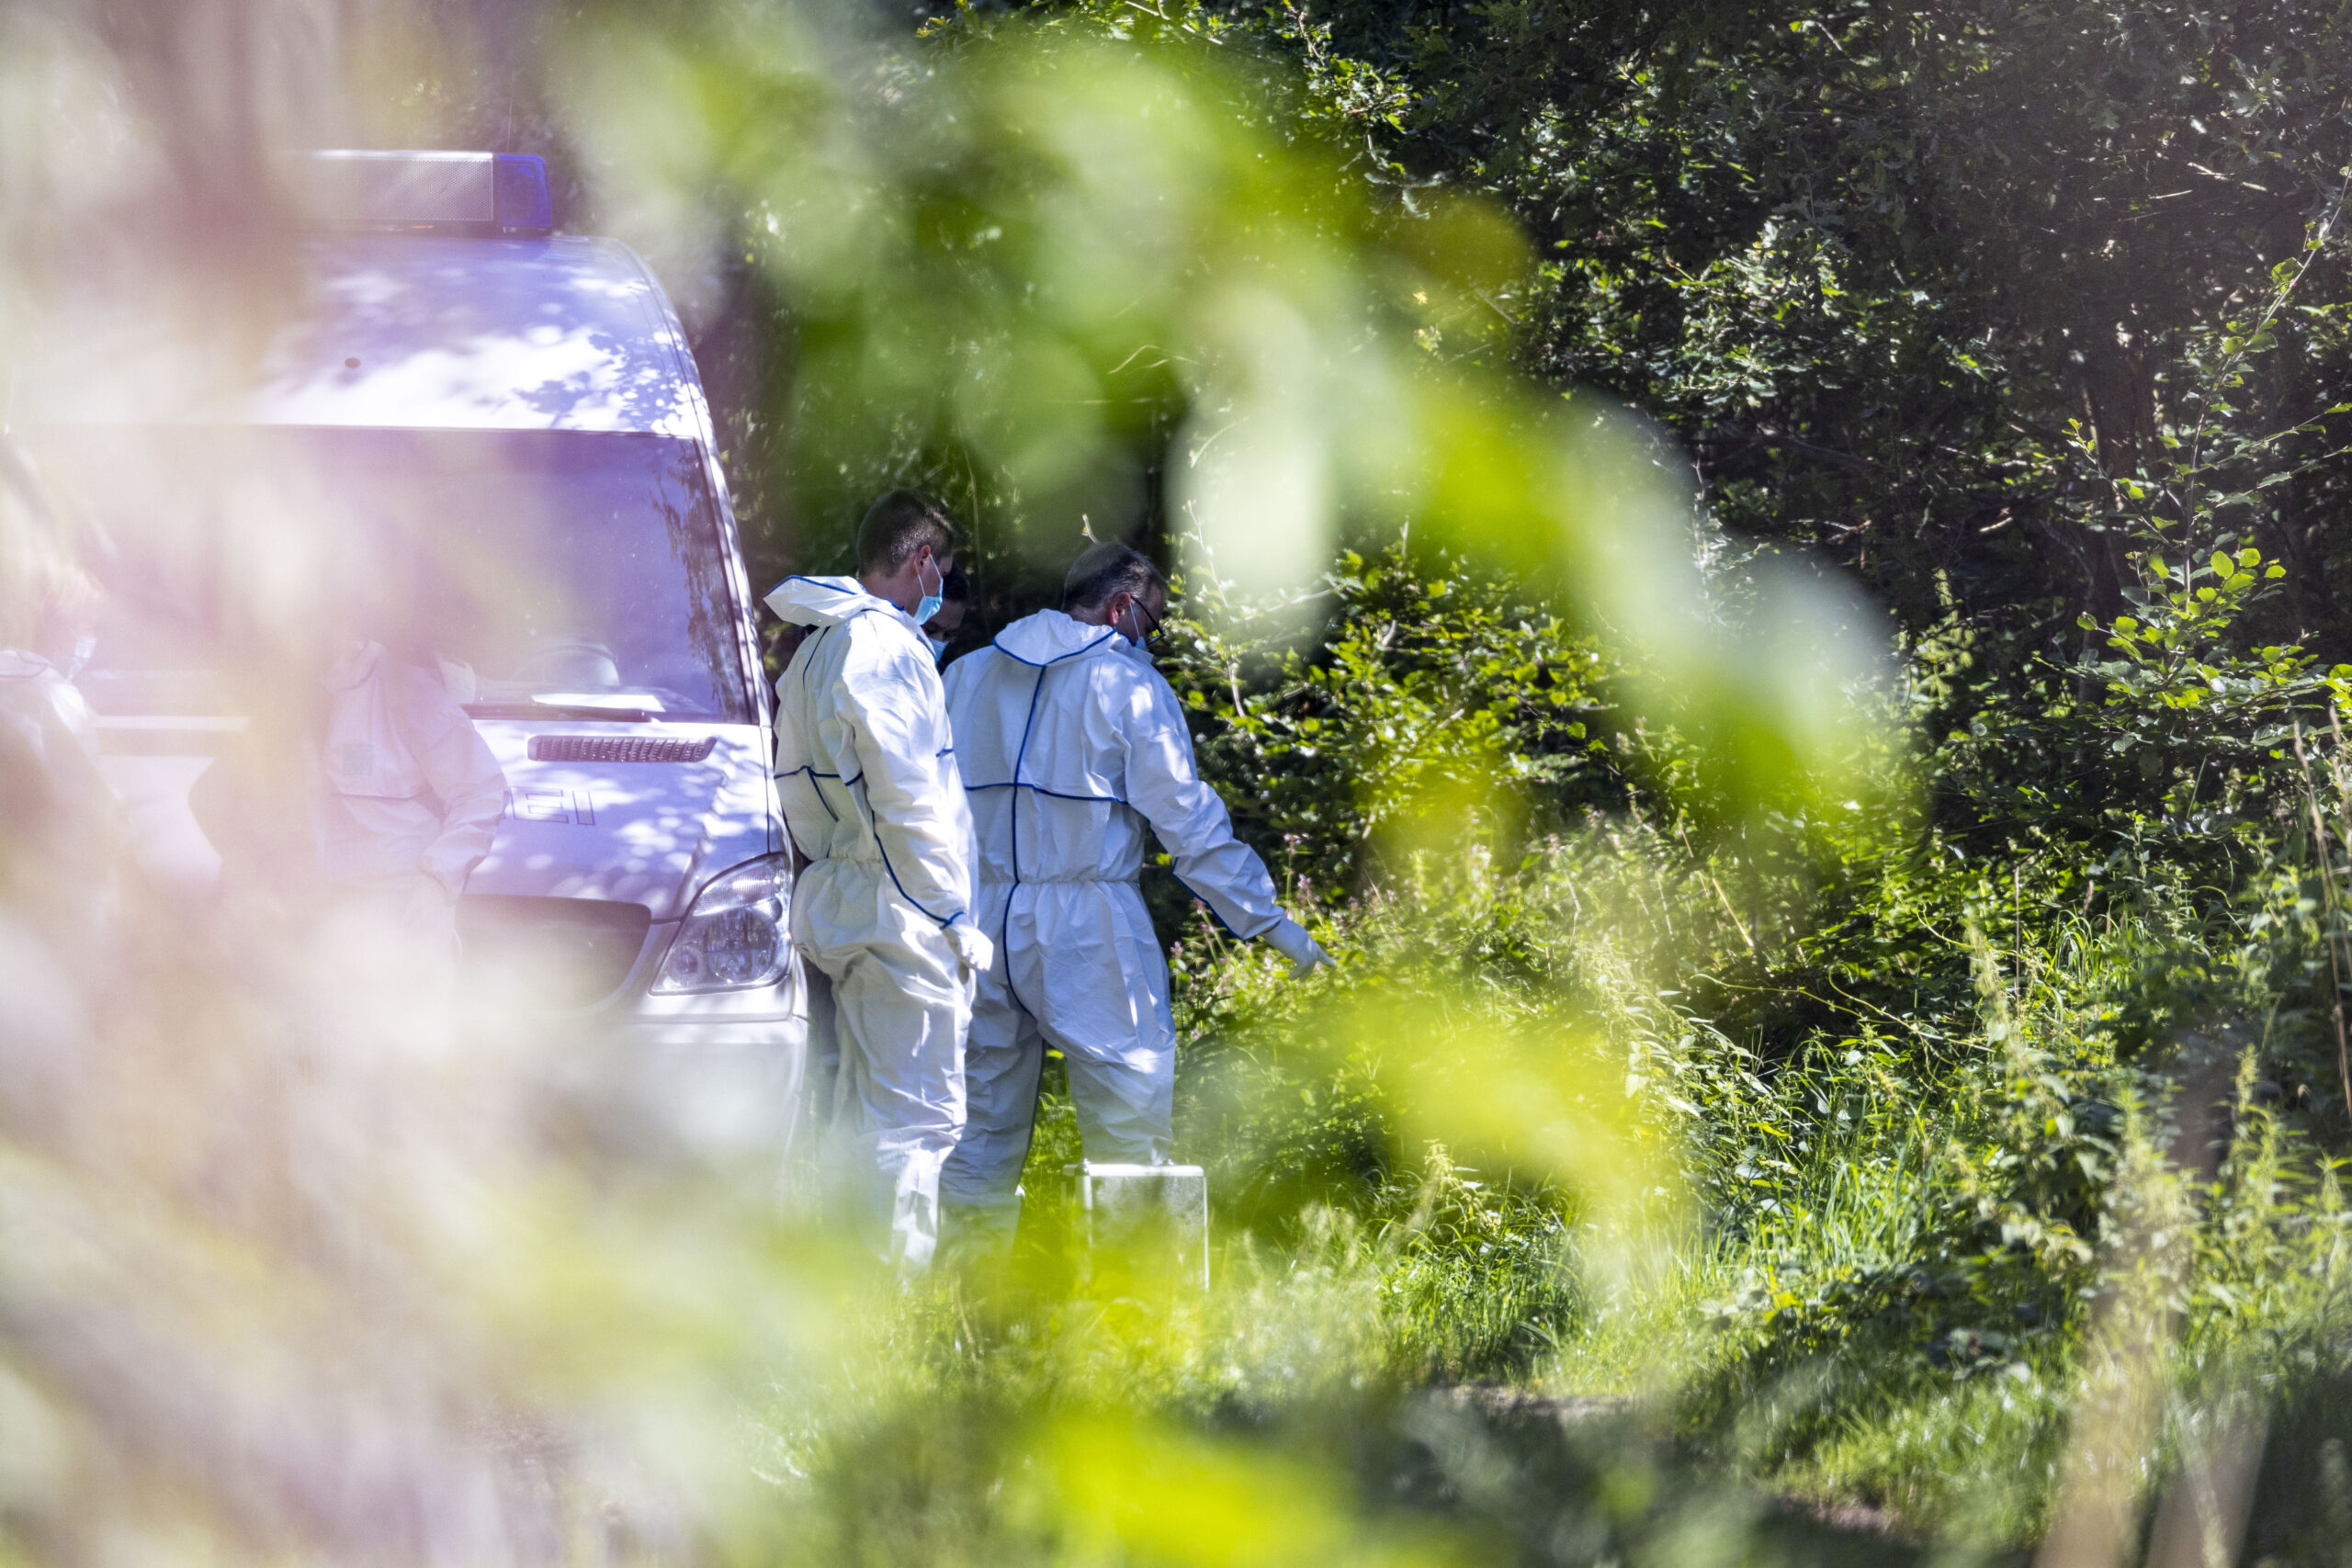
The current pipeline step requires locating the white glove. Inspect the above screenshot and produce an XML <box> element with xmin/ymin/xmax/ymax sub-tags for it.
<box><xmin>401</xmin><ymin>874</ymin><xmax>461</xmax><ymax>951</ymax></box>
<box><xmin>944</xmin><ymin>919</ymin><xmax>994</xmax><ymax>980</ymax></box>
<box><xmin>1262</xmin><ymin>917</ymin><xmax>1333</xmax><ymax>976</ymax></box>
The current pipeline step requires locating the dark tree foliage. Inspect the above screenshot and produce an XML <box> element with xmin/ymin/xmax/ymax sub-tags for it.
<box><xmin>1031</xmin><ymin>1</ymin><xmax>2343</xmax><ymax>852</ymax></box>
<box><xmin>1275</xmin><ymin>1</ymin><xmax>2351</xmax><ymax>595</ymax></box>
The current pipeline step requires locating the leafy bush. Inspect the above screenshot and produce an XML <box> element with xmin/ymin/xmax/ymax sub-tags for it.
<box><xmin>1005</xmin><ymin>521</ymin><xmax>2352</xmax><ymax>1550</ymax></box>
<box><xmin>1155</xmin><ymin>540</ymin><xmax>1627</xmax><ymax>902</ymax></box>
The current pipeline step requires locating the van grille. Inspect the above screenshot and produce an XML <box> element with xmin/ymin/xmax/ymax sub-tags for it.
<box><xmin>527</xmin><ymin>735</ymin><xmax>717</xmax><ymax>764</ymax></box>
<box><xmin>457</xmin><ymin>895</ymin><xmax>653</xmax><ymax>1010</ymax></box>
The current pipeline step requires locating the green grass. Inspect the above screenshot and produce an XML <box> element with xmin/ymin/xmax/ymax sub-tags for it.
<box><xmin>818</xmin><ymin>812</ymin><xmax>2352</xmax><ymax>1563</ymax></box>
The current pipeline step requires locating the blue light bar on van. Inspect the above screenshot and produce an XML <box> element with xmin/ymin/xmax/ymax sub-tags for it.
<box><xmin>288</xmin><ymin>151</ymin><xmax>554</xmax><ymax>235</ymax></box>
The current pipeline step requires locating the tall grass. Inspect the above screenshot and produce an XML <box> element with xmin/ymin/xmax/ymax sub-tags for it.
<box><xmin>15</xmin><ymin>4</ymin><xmax>2352</xmax><ymax>1563</ymax></box>
<box><xmin>951</xmin><ymin>769</ymin><xmax>2349</xmax><ymax>1559</ymax></box>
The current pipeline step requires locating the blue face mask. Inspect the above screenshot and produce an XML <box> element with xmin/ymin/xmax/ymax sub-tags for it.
<box><xmin>1118</xmin><ymin>597</ymin><xmax>1163</xmax><ymax>660</ymax></box>
<box><xmin>912</xmin><ymin>557</ymin><xmax>945</xmax><ymax>629</ymax></box>
<box><xmin>926</xmin><ymin>635</ymin><xmax>950</xmax><ymax>664</ymax></box>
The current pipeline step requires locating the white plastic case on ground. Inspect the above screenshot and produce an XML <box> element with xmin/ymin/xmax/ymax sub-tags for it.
<box><xmin>1078</xmin><ymin>1162</ymin><xmax>1209</xmax><ymax>1290</ymax></box>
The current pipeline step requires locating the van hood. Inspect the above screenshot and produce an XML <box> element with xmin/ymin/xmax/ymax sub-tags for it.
<box><xmin>462</xmin><ymin>720</ymin><xmax>776</xmax><ymax>919</ymax></box>
<box><xmin>763</xmin><ymin>575</ymin><xmax>913</xmax><ymax>631</ymax></box>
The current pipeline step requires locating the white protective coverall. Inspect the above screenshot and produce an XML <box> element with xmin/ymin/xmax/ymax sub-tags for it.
<box><xmin>938</xmin><ymin>609</ymin><xmax>1322</xmax><ymax>1241</ymax></box>
<box><xmin>765</xmin><ymin>575</ymin><xmax>987</xmax><ymax>1270</ymax></box>
<box><xmin>315</xmin><ymin>640</ymin><xmax>507</xmax><ymax>937</ymax></box>
<box><xmin>0</xmin><ymin>650</ymin><xmax>101</xmax><ymax>773</ymax></box>
<box><xmin>0</xmin><ymin>651</ymin><xmax>116</xmax><ymax>917</ymax></box>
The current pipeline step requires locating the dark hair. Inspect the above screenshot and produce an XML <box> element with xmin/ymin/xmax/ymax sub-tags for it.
<box><xmin>855</xmin><ymin>490</ymin><xmax>962</xmax><ymax>576</ymax></box>
<box><xmin>941</xmin><ymin>566</ymin><xmax>970</xmax><ymax>604</ymax></box>
<box><xmin>1062</xmin><ymin>541</ymin><xmax>1163</xmax><ymax>613</ymax></box>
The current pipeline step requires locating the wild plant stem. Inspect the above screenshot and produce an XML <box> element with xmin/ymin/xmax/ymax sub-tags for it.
<box><xmin>2292</xmin><ymin>722</ymin><xmax>2352</xmax><ymax>1120</ymax></box>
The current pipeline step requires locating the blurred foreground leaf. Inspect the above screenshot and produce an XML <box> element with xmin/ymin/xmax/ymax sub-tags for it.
<box><xmin>565</xmin><ymin>3</ymin><xmax>1893</xmax><ymax>826</ymax></box>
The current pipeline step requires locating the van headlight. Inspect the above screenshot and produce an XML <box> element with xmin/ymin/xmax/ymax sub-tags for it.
<box><xmin>654</xmin><ymin>854</ymin><xmax>791</xmax><ymax>993</ymax></box>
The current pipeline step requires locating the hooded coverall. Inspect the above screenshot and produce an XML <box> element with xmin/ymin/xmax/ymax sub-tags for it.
<box><xmin>0</xmin><ymin>649</ymin><xmax>101</xmax><ymax>776</ymax></box>
<box><xmin>765</xmin><ymin>575</ymin><xmax>983</xmax><ymax>1270</ymax></box>
<box><xmin>0</xmin><ymin>650</ymin><xmax>119</xmax><ymax>926</ymax></box>
<box><xmin>938</xmin><ymin>610</ymin><xmax>1320</xmax><ymax>1247</ymax></box>
<box><xmin>315</xmin><ymin>640</ymin><xmax>507</xmax><ymax>939</ymax></box>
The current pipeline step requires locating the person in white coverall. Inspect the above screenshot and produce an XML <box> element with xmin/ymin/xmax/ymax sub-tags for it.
<box><xmin>939</xmin><ymin>541</ymin><xmax>1329</xmax><ymax>1251</ymax></box>
<box><xmin>314</xmin><ymin>638</ymin><xmax>509</xmax><ymax>945</ymax></box>
<box><xmin>765</xmin><ymin>490</ymin><xmax>993</xmax><ymax>1271</ymax></box>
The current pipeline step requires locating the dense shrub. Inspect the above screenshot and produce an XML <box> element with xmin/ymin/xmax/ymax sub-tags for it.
<box><xmin>987</xmin><ymin>521</ymin><xmax>2352</xmax><ymax>1544</ymax></box>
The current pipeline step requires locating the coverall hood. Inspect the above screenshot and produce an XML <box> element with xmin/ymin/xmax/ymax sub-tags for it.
<box><xmin>322</xmin><ymin>639</ymin><xmax>383</xmax><ymax>693</ymax></box>
<box><xmin>990</xmin><ymin>609</ymin><xmax>1124</xmax><ymax>668</ymax></box>
<box><xmin>764</xmin><ymin>574</ymin><xmax>912</xmax><ymax>631</ymax></box>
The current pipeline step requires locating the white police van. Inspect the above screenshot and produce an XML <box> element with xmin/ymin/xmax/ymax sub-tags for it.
<box><xmin>17</xmin><ymin>152</ymin><xmax>804</xmax><ymax>1145</ymax></box>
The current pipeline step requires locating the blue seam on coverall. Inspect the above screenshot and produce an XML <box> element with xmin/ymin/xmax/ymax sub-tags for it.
<box><xmin>993</xmin><ymin>635</ymin><xmax>1150</xmax><ymax>1019</ymax></box>
<box><xmin>875</xmin><ymin>837</ymin><xmax>963</xmax><ymax>928</ymax></box>
<box><xmin>789</xmin><ymin>615</ymin><xmax>958</xmax><ymax>924</ymax></box>
<box><xmin>992</xmin><ymin>634</ymin><xmax>1114</xmax><ymax>1017</ymax></box>
<box><xmin>963</xmin><ymin>781</ymin><xmax>1125</xmax><ymax>805</ymax></box>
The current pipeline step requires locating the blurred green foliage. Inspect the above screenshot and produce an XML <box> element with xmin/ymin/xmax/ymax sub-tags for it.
<box><xmin>1108</xmin><ymin>549</ymin><xmax>2352</xmax><ymax>1548</ymax></box>
<box><xmin>605</xmin><ymin>0</ymin><xmax>2352</xmax><ymax>1549</ymax></box>
<box><xmin>563</xmin><ymin>0</ymin><xmax>1889</xmax><ymax>827</ymax></box>
<box><xmin>18</xmin><ymin>0</ymin><xmax>2352</xmax><ymax>1562</ymax></box>
<box><xmin>1159</xmin><ymin>542</ymin><xmax>1626</xmax><ymax>897</ymax></box>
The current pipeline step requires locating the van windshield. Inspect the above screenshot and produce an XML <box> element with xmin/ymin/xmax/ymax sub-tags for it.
<box><xmin>34</xmin><ymin>425</ymin><xmax>752</xmax><ymax>723</ymax></box>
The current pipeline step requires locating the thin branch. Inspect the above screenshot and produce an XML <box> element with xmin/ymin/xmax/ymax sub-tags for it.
<box><xmin>2294</xmin><ymin>720</ymin><xmax>2352</xmax><ymax>1122</ymax></box>
<box><xmin>2188</xmin><ymin>183</ymin><xmax>2349</xmax><ymax>476</ymax></box>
